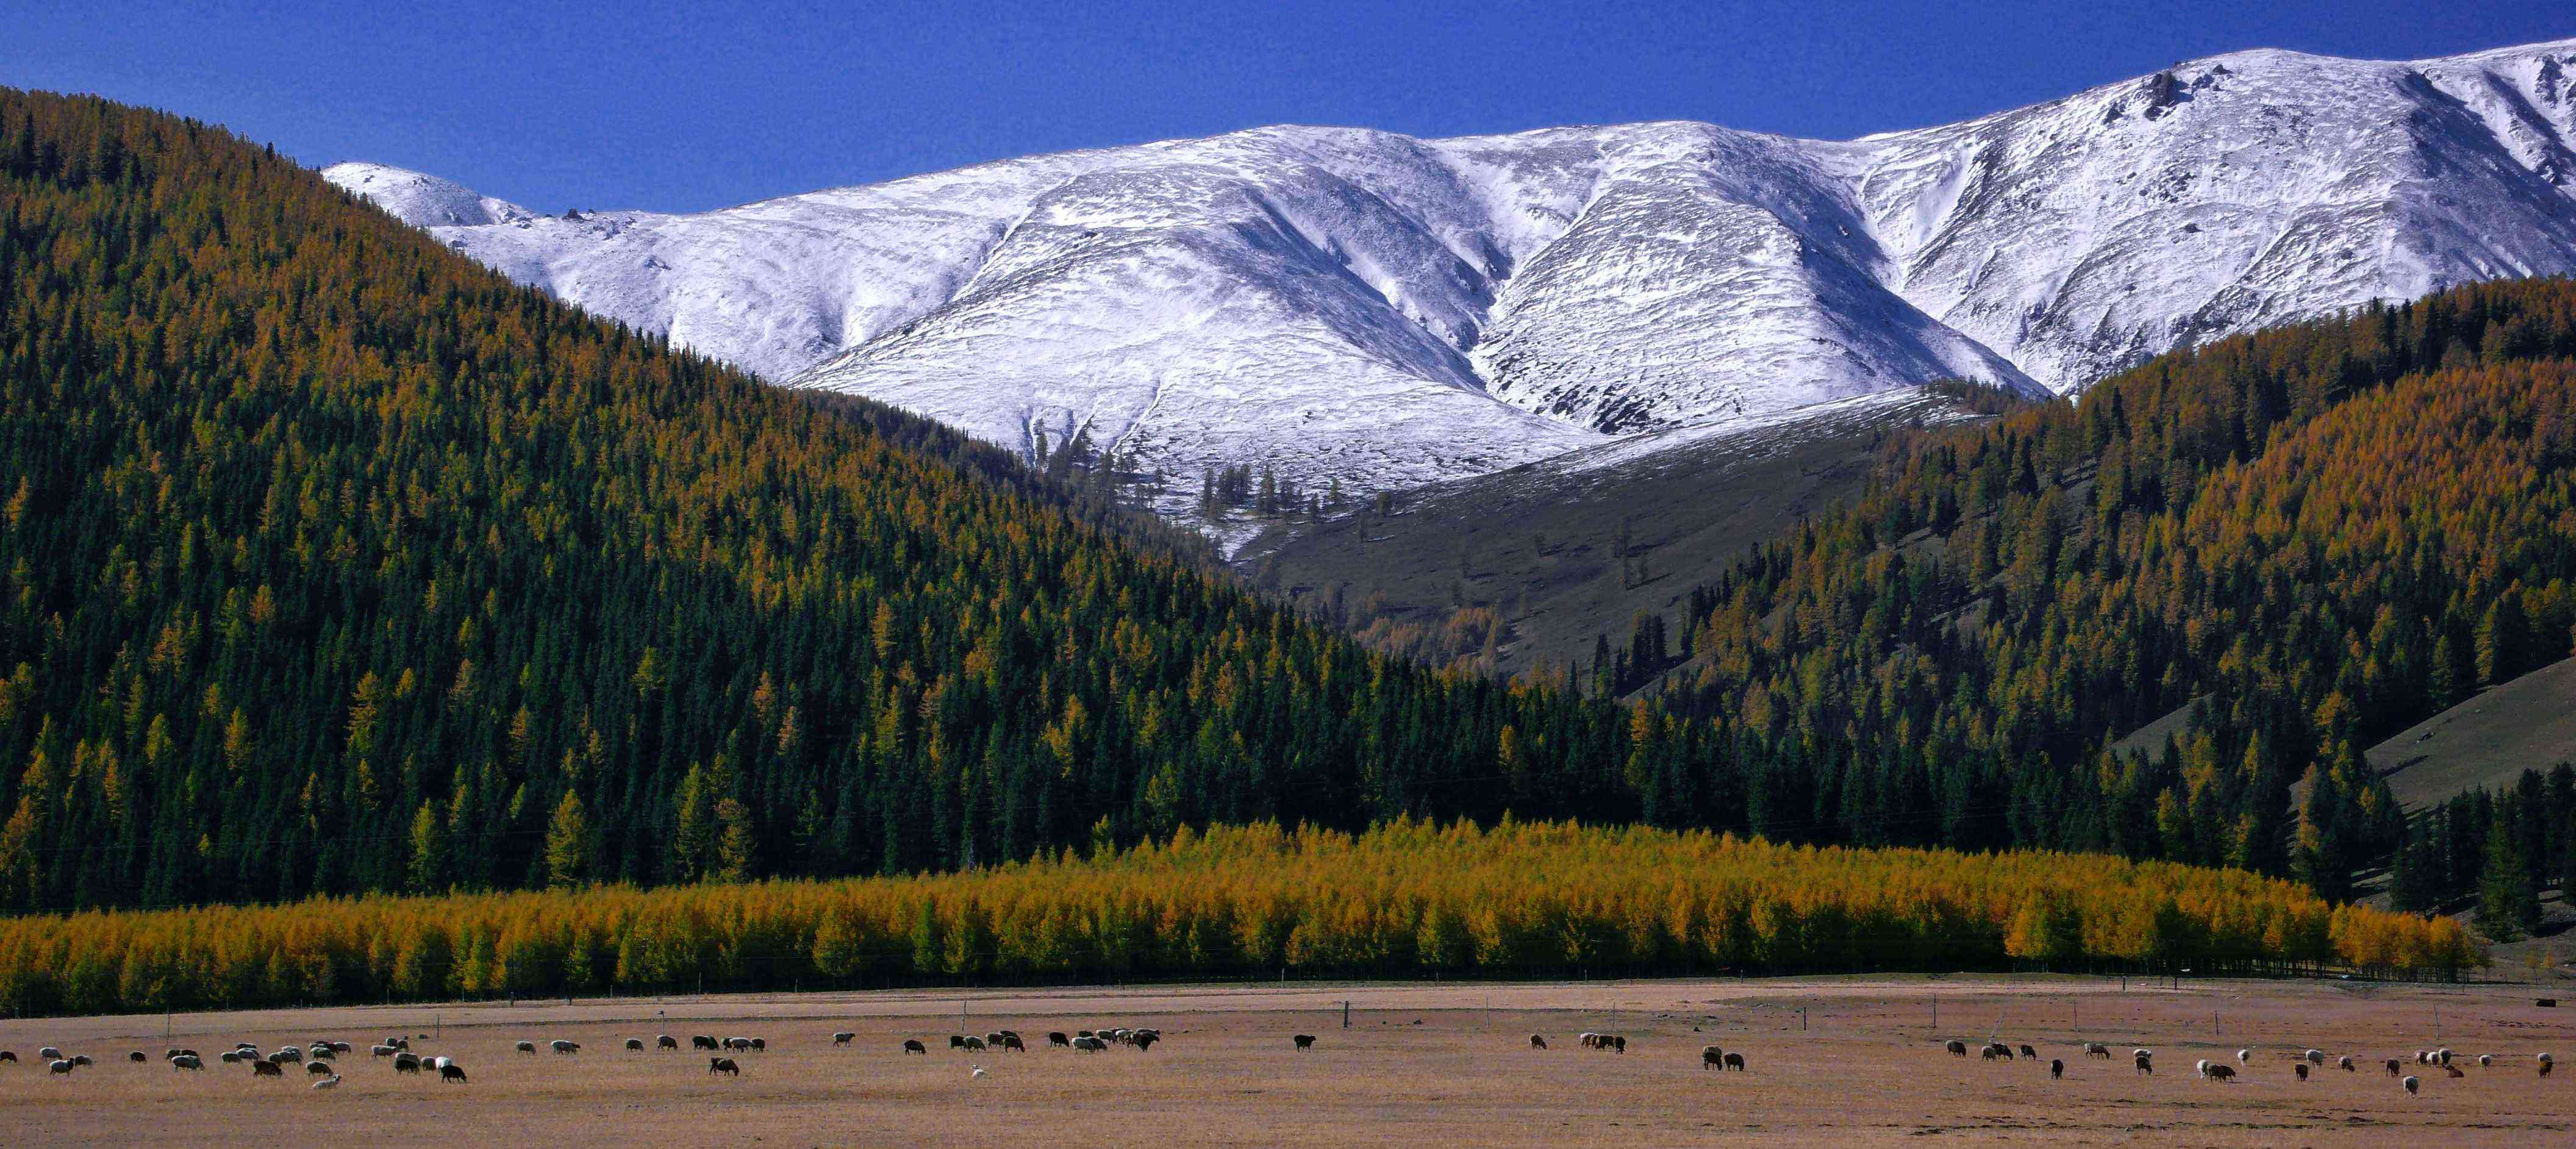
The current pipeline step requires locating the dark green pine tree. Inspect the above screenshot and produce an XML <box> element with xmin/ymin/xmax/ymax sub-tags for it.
<box><xmin>2475</xmin><ymin>826</ymin><xmax>2542</xmax><ymax>942</ymax></box>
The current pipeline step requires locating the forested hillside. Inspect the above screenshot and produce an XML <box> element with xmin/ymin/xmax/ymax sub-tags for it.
<box><xmin>4</xmin><ymin>87</ymin><xmax>2568</xmax><ymax>930</ymax></box>
<box><xmin>1657</xmin><ymin>278</ymin><xmax>2576</xmax><ymax>904</ymax></box>
<box><xmin>0</xmin><ymin>820</ymin><xmax>2475</xmax><ymax>1016</ymax></box>
<box><xmin>0</xmin><ymin>90</ymin><xmax>1670</xmax><ymax>912</ymax></box>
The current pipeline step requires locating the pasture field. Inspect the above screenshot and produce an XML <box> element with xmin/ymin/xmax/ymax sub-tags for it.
<box><xmin>3</xmin><ymin>976</ymin><xmax>2572</xmax><ymax>1145</ymax></box>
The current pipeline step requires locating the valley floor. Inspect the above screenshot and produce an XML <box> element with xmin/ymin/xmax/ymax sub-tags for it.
<box><xmin>5</xmin><ymin>976</ymin><xmax>2571</xmax><ymax>1146</ymax></box>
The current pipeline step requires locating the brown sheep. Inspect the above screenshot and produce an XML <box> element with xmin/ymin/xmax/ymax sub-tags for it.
<box><xmin>833</xmin><ymin>1032</ymin><xmax>854</xmax><ymax>1046</ymax></box>
<box><xmin>1048</xmin><ymin>1033</ymin><xmax>1071</xmax><ymax>1048</ymax></box>
<box><xmin>2294</xmin><ymin>1063</ymin><xmax>2309</xmax><ymax>1081</ymax></box>
<box><xmin>1722</xmin><ymin>1052</ymin><xmax>1745</xmax><ymax>1072</ymax></box>
<box><xmin>1946</xmin><ymin>1039</ymin><xmax>1967</xmax><ymax>1057</ymax></box>
<box><xmin>657</xmin><ymin>1034</ymin><xmax>678</xmax><ymax>1051</ymax></box>
<box><xmin>2019</xmin><ymin>1044</ymin><xmax>2038</xmax><ymax>1061</ymax></box>
<box><xmin>2050</xmin><ymin>1058</ymin><xmax>2064</xmax><ymax>1079</ymax></box>
<box><xmin>2134</xmin><ymin>1053</ymin><xmax>2153</xmax><ymax>1075</ymax></box>
<box><xmin>440</xmin><ymin>1063</ymin><xmax>468</xmax><ymax>1084</ymax></box>
<box><xmin>1703</xmin><ymin>1045</ymin><xmax>1723</xmax><ymax>1069</ymax></box>
<box><xmin>1293</xmin><ymin>1034</ymin><xmax>1317</xmax><ymax>1050</ymax></box>
<box><xmin>903</xmin><ymin>1039</ymin><xmax>928</xmax><ymax>1055</ymax></box>
<box><xmin>2385</xmin><ymin>1058</ymin><xmax>2402</xmax><ymax>1076</ymax></box>
<box><xmin>709</xmin><ymin>1056</ymin><xmax>740</xmax><ymax>1076</ymax></box>
<box><xmin>1530</xmin><ymin>1034</ymin><xmax>1548</xmax><ymax>1050</ymax></box>
<box><xmin>251</xmin><ymin>1060</ymin><xmax>283</xmax><ymax>1078</ymax></box>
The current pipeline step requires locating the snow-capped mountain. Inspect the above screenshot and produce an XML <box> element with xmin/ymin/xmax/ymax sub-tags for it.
<box><xmin>325</xmin><ymin>38</ymin><xmax>2576</xmax><ymax>521</ymax></box>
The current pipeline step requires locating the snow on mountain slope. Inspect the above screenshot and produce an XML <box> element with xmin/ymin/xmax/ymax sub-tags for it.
<box><xmin>320</xmin><ymin>162</ymin><xmax>534</xmax><ymax>227</ymax></box>
<box><xmin>324</xmin><ymin>37</ymin><xmax>2576</xmax><ymax>523</ymax></box>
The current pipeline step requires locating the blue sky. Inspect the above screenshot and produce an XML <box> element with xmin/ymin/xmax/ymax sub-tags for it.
<box><xmin>6</xmin><ymin>1</ymin><xmax>2568</xmax><ymax>212</ymax></box>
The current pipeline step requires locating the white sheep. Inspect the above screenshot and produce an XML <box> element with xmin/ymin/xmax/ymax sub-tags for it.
<box><xmin>2403</xmin><ymin>1074</ymin><xmax>2420</xmax><ymax>1095</ymax></box>
<box><xmin>970</xmin><ymin>1064</ymin><xmax>987</xmax><ymax>1079</ymax></box>
<box><xmin>2303</xmin><ymin>1048</ymin><xmax>2324</xmax><ymax>1064</ymax></box>
<box><xmin>312</xmin><ymin>1073</ymin><xmax>341</xmax><ymax>1090</ymax></box>
<box><xmin>2236</xmin><ymin>1048</ymin><xmax>2251</xmax><ymax>1064</ymax></box>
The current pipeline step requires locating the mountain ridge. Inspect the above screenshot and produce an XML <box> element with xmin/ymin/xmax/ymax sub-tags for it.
<box><xmin>324</xmin><ymin>37</ymin><xmax>2576</xmax><ymax>521</ymax></box>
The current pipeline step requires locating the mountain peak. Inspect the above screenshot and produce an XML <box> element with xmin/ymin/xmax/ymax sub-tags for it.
<box><xmin>326</xmin><ymin>37</ymin><xmax>2576</xmax><ymax>525</ymax></box>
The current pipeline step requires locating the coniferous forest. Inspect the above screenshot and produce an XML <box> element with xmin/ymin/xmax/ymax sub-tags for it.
<box><xmin>0</xmin><ymin>87</ymin><xmax>2565</xmax><ymax>996</ymax></box>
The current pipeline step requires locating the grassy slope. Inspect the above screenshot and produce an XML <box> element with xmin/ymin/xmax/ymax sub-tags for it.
<box><xmin>1246</xmin><ymin>391</ymin><xmax>1997</xmax><ymax>675</ymax></box>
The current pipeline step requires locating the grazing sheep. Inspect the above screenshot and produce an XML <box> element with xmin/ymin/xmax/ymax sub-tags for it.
<box><xmin>393</xmin><ymin>1053</ymin><xmax>421</xmax><ymax>1074</ymax></box>
<box><xmin>2403</xmin><ymin>1074</ymin><xmax>2419</xmax><ymax>1095</ymax></box>
<box><xmin>252</xmin><ymin>1060</ymin><xmax>283</xmax><ymax>1078</ymax></box>
<box><xmin>0</xmin><ymin>1051</ymin><xmax>14</xmax><ymax>1062</ymax></box>
<box><xmin>1993</xmin><ymin>1043</ymin><xmax>2014</xmax><ymax>1062</ymax></box>
<box><xmin>313</xmin><ymin>1073</ymin><xmax>340</xmax><ymax>1090</ymax></box>
<box><xmin>1946</xmin><ymin>1039</ymin><xmax>1967</xmax><ymax>1057</ymax></box>
<box><xmin>330</xmin><ymin>1042</ymin><xmax>352</xmax><ymax>1054</ymax></box>
<box><xmin>51</xmin><ymin>1059</ymin><xmax>74</xmax><ymax>1075</ymax></box>
<box><xmin>2295</xmin><ymin>1063</ymin><xmax>2309</xmax><ymax>1081</ymax></box>
<box><xmin>307</xmin><ymin>1060</ymin><xmax>333</xmax><ymax>1075</ymax></box>
<box><xmin>128</xmin><ymin>1051</ymin><xmax>146</xmax><ymax>1063</ymax></box>
<box><xmin>275</xmin><ymin>1047</ymin><xmax>300</xmax><ymax>1063</ymax></box>
<box><xmin>2019</xmin><ymin>1044</ymin><xmax>2038</xmax><ymax>1061</ymax></box>
<box><xmin>903</xmin><ymin>1040</ymin><xmax>928</xmax><ymax>1055</ymax></box>
<box><xmin>750</xmin><ymin>1038</ymin><xmax>766</xmax><ymax>1052</ymax></box>
<box><xmin>220</xmin><ymin>1051</ymin><xmax>241</xmax><ymax>1064</ymax></box>
<box><xmin>550</xmin><ymin>1040</ymin><xmax>579</xmax><ymax>1055</ymax></box>
<box><xmin>2444</xmin><ymin>1064</ymin><xmax>2465</xmax><ymax>1078</ymax></box>
<box><xmin>1981</xmin><ymin>1045</ymin><xmax>1999</xmax><ymax>1062</ymax></box>
<box><xmin>2438</xmin><ymin>1047</ymin><xmax>2454</xmax><ymax>1065</ymax></box>
<box><xmin>693</xmin><ymin>1035</ymin><xmax>718</xmax><ymax>1050</ymax></box>
<box><xmin>2195</xmin><ymin>1059</ymin><xmax>2211</xmax><ymax>1077</ymax></box>
<box><xmin>2386</xmin><ymin>1058</ymin><xmax>2403</xmax><ymax>1076</ymax></box>
<box><xmin>371</xmin><ymin>1045</ymin><xmax>396</xmax><ymax>1058</ymax></box>
<box><xmin>2236</xmin><ymin>1048</ymin><xmax>2250</xmax><ymax>1064</ymax></box>
<box><xmin>2304</xmin><ymin>1048</ymin><xmax>2324</xmax><ymax>1064</ymax></box>
<box><xmin>971</xmin><ymin>1064</ymin><xmax>987</xmax><ymax>1079</ymax></box>
<box><xmin>724</xmin><ymin>1037</ymin><xmax>751</xmax><ymax>1053</ymax></box>
<box><xmin>1073</xmin><ymin>1037</ymin><xmax>1108</xmax><ymax>1052</ymax></box>
<box><xmin>1703</xmin><ymin>1045</ymin><xmax>1723</xmax><ymax>1069</ymax></box>
<box><xmin>1006</xmin><ymin>1033</ymin><xmax>1032</xmax><ymax>1051</ymax></box>
<box><xmin>986</xmin><ymin>1032</ymin><xmax>1005</xmax><ymax>1048</ymax></box>
<box><xmin>1048</xmin><ymin>1033</ymin><xmax>1071</xmax><ymax>1048</ymax></box>
<box><xmin>1294</xmin><ymin>1034</ymin><xmax>1317</xmax><ymax>1050</ymax></box>
<box><xmin>172</xmin><ymin>1054</ymin><xmax>202</xmax><ymax>1070</ymax></box>
<box><xmin>2206</xmin><ymin>1064</ymin><xmax>2236</xmax><ymax>1083</ymax></box>
<box><xmin>709</xmin><ymin>1056</ymin><xmax>739</xmax><ymax>1076</ymax></box>
<box><xmin>428</xmin><ymin>1056</ymin><xmax>452</xmax><ymax>1071</ymax></box>
<box><xmin>2478</xmin><ymin>1053</ymin><xmax>2492</xmax><ymax>1068</ymax></box>
<box><xmin>515</xmin><ymin>1041</ymin><xmax>535</xmax><ymax>1054</ymax></box>
<box><xmin>833</xmin><ymin>1032</ymin><xmax>854</xmax><ymax>1046</ymax></box>
<box><xmin>626</xmin><ymin>1039</ymin><xmax>645</xmax><ymax>1051</ymax></box>
<box><xmin>39</xmin><ymin>1047</ymin><xmax>60</xmax><ymax>1060</ymax></box>
<box><xmin>1578</xmin><ymin>1032</ymin><xmax>1598</xmax><ymax>1048</ymax></box>
<box><xmin>950</xmin><ymin>1036</ymin><xmax>967</xmax><ymax>1049</ymax></box>
<box><xmin>2084</xmin><ymin>1042</ymin><xmax>2109</xmax><ymax>1059</ymax></box>
<box><xmin>440</xmin><ymin>1063</ymin><xmax>468</xmax><ymax>1084</ymax></box>
<box><xmin>658</xmin><ymin>1034</ymin><xmax>678</xmax><ymax>1051</ymax></box>
<box><xmin>2339</xmin><ymin>1056</ymin><xmax>2354</xmax><ymax>1072</ymax></box>
<box><xmin>2050</xmin><ymin>1058</ymin><xmax>2064</xmax><ymax>1079</ymax></box>
<box><xmin>962</xmin><ymin>1036</ymin><xmax>986</xmax><ymax>1052</ymax></box>
<box><xmin>70</xmin><ymin>1054</ymin><xmax>90</xmax><ymax>1066</ymax></box>
<box><xmin>1722</xmin><ymin>1051</ymin><xmax>1745</xmax><ymax>1072</ymax></box>
<box><xmin>308</xmin><ymin>1044</ymin><xmax>335</xmax><ymax>1061</ymax></box>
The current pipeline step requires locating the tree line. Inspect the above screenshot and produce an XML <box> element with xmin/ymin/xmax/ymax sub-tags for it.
<box><xmin>0</xmin><ymin>818</ymin><xmax>2476</xmax><ymax>1018</ymax></box>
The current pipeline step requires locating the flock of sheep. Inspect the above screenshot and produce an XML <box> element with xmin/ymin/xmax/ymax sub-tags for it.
<box><xmin>1941</xmin><ymin>1036</ymin><xmax>2554</xmax><ymax>1095</ymax></box>
<box><xmin>0</xmin><ymin>1034</ymin><xmax>469</xmax><ymax>1087</ymax></box>
<box><xmin>0</xmin><ymin>1022</ymin><xmax>1181</xmax><ymax>1089</ymax></box>
<box><xmin>2</xmin><ymin>1018</ymin><xmax>2557</xmax><ymax>1103</ymax></box>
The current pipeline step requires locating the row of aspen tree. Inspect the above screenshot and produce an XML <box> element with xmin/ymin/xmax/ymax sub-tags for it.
<box><xmin>0</xmin><ymin>820</ymin><xmax>2477</xmax><ymax>1017</ymax></box>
